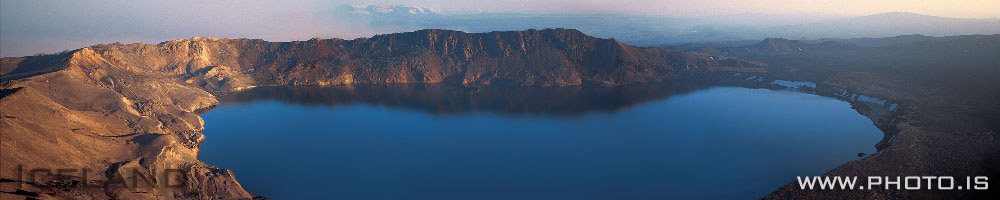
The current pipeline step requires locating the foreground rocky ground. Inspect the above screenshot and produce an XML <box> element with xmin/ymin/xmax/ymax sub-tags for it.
<box><xmin>1</xmin><ymin>29</ymin><xmax>997</xmax><ymax>199</ymax></box>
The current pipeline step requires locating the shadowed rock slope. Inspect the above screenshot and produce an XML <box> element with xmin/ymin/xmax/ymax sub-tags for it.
<box><xmin>0</xmin><ymin>28</ymin><xmax>763</xmax><ymax>199</ymax></box>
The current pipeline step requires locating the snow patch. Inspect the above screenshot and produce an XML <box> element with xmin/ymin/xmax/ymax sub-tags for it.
<box><xmin>770</xmin><ymin>80</ymin><xmax>816</xmax><ymax>88</ymax></box>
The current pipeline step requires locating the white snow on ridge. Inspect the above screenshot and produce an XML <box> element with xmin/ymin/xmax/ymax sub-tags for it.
<box><xmin>347</xmin><ymin>4</ymin><xmax>441</xmax><ymax>16</ymax></box>
<box><xmin>770</xmin><ymin>80</ymin><xmax>816</xmax><ymax>88</ymax></box>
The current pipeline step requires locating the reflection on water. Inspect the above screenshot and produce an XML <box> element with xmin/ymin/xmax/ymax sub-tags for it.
<box><xmin>220</xmin><ymin>83</ymin><xmax>715</xmax><ymax>116</ymax></box>
<box><xmin>201</xmin><ymin>83</ymin><xmax>883</xmax><ymax>200</ymax></box>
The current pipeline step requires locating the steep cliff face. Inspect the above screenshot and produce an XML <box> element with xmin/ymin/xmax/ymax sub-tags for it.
<box><xmin>0</xmin><ymin>29</ymin><xmax>764</xmax><ymax>199</ymax></box>
<box><xmin>77</xmin><ymin>28</ymin><xmax>764</xmax><ymax>88</ymax></box>
<box><xmin>1</xmin><ymin>47</ymin><xmax>251</xmax><ymax>199</ymax></box>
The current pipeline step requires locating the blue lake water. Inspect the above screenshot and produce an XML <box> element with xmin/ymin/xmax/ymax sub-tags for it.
<box><xmin>198</xmin><ymin>84</ymin><xmax>882</xmax><ymax>199</ymax></box>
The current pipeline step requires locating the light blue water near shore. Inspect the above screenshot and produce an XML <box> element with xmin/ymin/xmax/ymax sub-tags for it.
<box><xmin>199</xmin><ymin>86</ymin><xmax>882</xmax><ymax>199</ymax></box>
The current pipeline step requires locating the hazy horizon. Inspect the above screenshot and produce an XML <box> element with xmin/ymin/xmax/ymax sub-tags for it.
<box><xmin>3</xmin><ymin>0</ymin><xmax>1000</xmax><ymax>57</ymax></box>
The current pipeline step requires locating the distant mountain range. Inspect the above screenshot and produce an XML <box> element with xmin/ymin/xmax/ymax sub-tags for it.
<box><xmin>333</xmin><ymin>5</ymin><xmax>1000</xmax><ymax>46</ymax></box>
<box><xmin>763</xmin><ymin>12</ymin><xmax>1000</xmax><ymax>39</ymax></box>
<box><xmin>342</xmin><ymin>4</ymin><xmax>440</xmax><ymax>17</ymax></box>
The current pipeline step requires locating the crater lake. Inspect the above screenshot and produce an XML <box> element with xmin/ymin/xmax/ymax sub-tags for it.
<box><xmin>198</xmin><ymin>83</ymin><xmax>882</xmax><ymax>199</ymax></box>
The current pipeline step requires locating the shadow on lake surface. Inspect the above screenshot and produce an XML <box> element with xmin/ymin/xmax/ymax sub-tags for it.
<box><xmin>220</xmin><ymin>82</ymin><xmax>717</xmax><ymax>116</ymax></box>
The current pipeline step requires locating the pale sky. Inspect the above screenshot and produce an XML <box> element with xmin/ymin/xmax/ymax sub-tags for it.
<box><xmin>375</xmin><ymin>0</ymin><xmax>1000</xmax><ymax>18</ymax></box>
<box><xmin>2</xmin><ymin>0</ymin><xmax>999</xmax><ymax>57</ymax></box>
